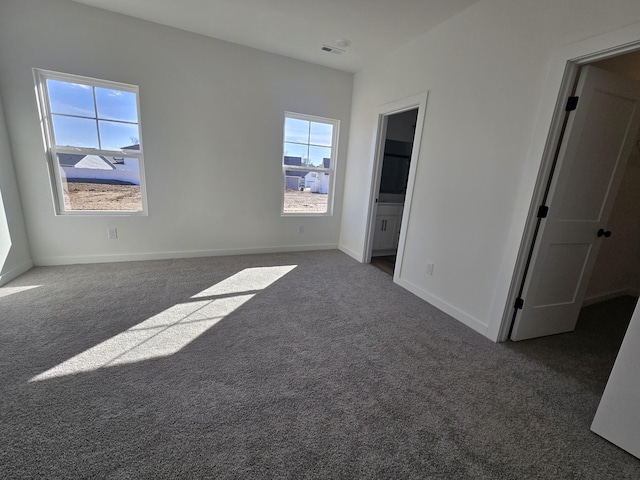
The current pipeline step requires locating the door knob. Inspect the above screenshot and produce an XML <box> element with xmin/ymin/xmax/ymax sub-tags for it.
<box><xmin>597</xmin><ymin>229</ymin><xmax>612</xmax><ymax>238</ymax></box>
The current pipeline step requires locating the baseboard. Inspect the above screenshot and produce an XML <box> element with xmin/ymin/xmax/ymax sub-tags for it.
<box><xmin>0</xmin><ymin>260</ymin><xmax>34</xmax><ymax>286</ymax></box>
<box><xmin>395</xmin><ymin>276</ymin><xmax>489</xmax><ymax>337</ymax></box>
<box><xmin>582</xmin><ymin>289</ymin><xmax>640</xmax><ymax>307</ymax></box>
<box><xmin>33</xmin><ymin>243</ymin><xmax>338</xmax><ymax>266</ymax></box>
<box><xmin>338</xmin><ymin>244</ymin><xmax>363</xmax><ymax>263</ymax></box>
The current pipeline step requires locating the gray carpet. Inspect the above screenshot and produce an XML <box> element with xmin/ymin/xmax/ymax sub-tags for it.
<box><xmin>0</xmin><ymin>250</ymin><xmax>638</xmax><ymax>479</ymax></box>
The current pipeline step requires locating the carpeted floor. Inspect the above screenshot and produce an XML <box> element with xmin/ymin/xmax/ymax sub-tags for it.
<box><xmin>0</xmin><ymin>250</ymin><xmax>638</xmax><ymax>479</ymax></box>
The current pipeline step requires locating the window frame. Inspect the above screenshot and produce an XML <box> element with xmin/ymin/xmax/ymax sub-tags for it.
<box><xmin>34</xmin><ymin>68</ymin><xmax>148</xmax><ymax>216</ymax></box>
<box><xmin>281</xmin><ymin>111</ymin><xmax>339</xmax><ymax>216</ymax></box>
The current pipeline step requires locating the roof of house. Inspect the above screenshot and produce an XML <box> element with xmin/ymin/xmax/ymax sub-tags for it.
<box><xmin>57</xmin><ymin>153</ymin><xmax>115</xmax><ymax>169</ymax></box>
<box><xmin>120</xmin><ymin>143</ymin><xmax>140</xmax><ymax>151</ymax></box>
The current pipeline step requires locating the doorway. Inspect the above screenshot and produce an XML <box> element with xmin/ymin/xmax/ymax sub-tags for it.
<box><xmin>370</xmin><ymin>108</ymin><xmax>418</xmax><ymax>276</ymax></box>
<box><xmin>364</xmin><ymin>92</ymin><xmax>428</xmax><ymax>281</ymax></box>
<box><xmin>508</xmin><ymin>50</ymin><xmax>640</xmax><ymax>342</ymax></box>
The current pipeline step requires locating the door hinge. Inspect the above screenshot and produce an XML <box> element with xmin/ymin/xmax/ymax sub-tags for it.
<box><xmin>565</xmin><ymin>96</ymin><xmax>579</xmax><ymax>111</ymax></box>
<box><xmin>537</xmin><ymin>205</ymin><xmax>549</xmax><ymax>218</ymax></box>
<box><xmin>514</xmin><ymin>297</ymin><xmax>524</xmax><ymax>310</ymax></box>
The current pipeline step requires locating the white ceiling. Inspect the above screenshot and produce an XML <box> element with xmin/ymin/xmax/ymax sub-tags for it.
<box><xmin>70</xmin><ymin>0</ymin><xmax>480</xmax><ymax>72</ymax></box>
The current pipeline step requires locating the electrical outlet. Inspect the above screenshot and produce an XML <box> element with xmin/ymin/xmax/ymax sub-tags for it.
<box><xmin>298</xmin><ymin>225</ymin><xmax>304</xmax><ymax>234</ymax></box>
<box><xmin>108</xmin><ymin>227</ymin><xmax>118</xmax><ymax>239</ymax></box>
<box><xmin>426</xmin><ymin>262</ymin><xmax>434</xmax><ymax>275</ymax></box>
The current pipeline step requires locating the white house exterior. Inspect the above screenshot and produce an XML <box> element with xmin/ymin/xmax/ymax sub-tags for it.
<box><xmin>59</xmin><ymin>155</ymin><xmax>141</xmax><ymax>185</ymax></box>
<box><xmin>304</xmin><ymin>171</ymin><xmax>329</xmax><ymax>194</ymax></box>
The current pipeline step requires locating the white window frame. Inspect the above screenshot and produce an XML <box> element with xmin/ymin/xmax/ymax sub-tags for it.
<box><xmin>34</xmin><ymin>69</ymin><xmax>148</xmax><ymax>215</ymax></box>
<box><xmin>281</xmin><ymin>112</ymin><xmax>339</xmax><ymax>216</ymax></box>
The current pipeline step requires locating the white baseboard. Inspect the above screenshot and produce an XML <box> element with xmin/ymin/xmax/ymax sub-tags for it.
<box><xmin>338</xmin><ymin>244</ymin><xmax>363</xmax><ymax>262</ymax></box>
<box><xmin>34</xmin><ymin>243</ymin><xmax>338</xmax><ymax>266</ymax></box>
<box><xmin>395</xmin><ymin>276</ymin><xmax>489</xmax><ymax>338</ymax></box>
<box><xmin>0</xmin><ymin>260</ymin><xmax>34</xmax><ymax>286</ymax></box>
<box><xmin>583</xmin><ymin>289</ymin><xmax>640</xmax><ymax>307</ymax></box>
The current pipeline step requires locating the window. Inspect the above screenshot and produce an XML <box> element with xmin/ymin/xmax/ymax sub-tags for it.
<box><xmin>34</xmin><ymin>69</ymin><xmax>147</xmax><ymax>214</ymax></box>
<box><xmin>282</xmin><ymin>112</ymin><xmax>339</xmax><ymax>215</ymax></box>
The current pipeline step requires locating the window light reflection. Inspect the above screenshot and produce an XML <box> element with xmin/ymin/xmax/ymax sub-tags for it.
<box><xmin>29</xmin><ymin>265</ymin><xmax>296</xmax><ymax>382</ymax></box>
<box><xmin>0</xmin><ymin>285</ymin><xmax>41</xmax><ymax>299</ymax></box>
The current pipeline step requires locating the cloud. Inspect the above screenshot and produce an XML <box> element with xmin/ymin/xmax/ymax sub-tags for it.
<box><xmin>71</xmin><ymin>83</ymin><xmax>92</xmax><ymax>90</ymax></box>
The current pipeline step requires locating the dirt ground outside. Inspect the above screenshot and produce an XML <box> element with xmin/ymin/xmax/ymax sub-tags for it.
<box><xmin>63</xmin><ymin>183</ymin><xmax>327</xmax><ymax>213</ymax></box>
<box><xmin>64</xmin><ymin>181</ymin><xmax>142</xmax><ymax>211</ymax></box>
<box><xmin>284</xmin><ymin>189</ymin><xmax>328</xmax><ymax>213</ymax></box>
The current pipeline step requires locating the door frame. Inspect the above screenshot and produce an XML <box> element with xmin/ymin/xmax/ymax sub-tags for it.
<box><xmin>491</xmin><ymin>25</ymin><xmax>640</xmax><ymax>342</ymax></box>
<box><xmin>363</xmin><ymin>92</ymin><xmax>428</xmax><ymax>282</ymax></box>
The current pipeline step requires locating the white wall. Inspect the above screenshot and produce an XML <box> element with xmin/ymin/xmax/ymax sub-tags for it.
<box><xmin>0</xmin><ymin>0</ymin><xmax>352</xmax><ymax>265</ymax></box>
<box><xmin>0</xmin><ymin>92</ymin><xmax>32</xmax><ymax>285</ymax></box>
<box><xmin>339</xmin><ymin>0</ymin><xmax>640</xmax><ymax>338</ymax></box>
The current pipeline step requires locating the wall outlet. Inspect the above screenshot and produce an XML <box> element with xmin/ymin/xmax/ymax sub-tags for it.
<box><xmin>298</xmin><ymin>225</ymin><xmax>305</xmax><ymax>234</ymax></box>
<box><xmin>108</xmin><ymin>227</ymin><xmax>118</xmax><ymax>239</ymax></box>
<box><xmin>426</xmin><ymin>262</ymin><xmax>434</xmax><ymax>275</ymax></box>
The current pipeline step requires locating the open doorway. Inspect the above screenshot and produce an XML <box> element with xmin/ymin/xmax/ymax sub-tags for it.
<box><xmin>509</xmin><ymin>51</ymin><xmax>640</xmax><ymax>343</ymax></box>
<box><xmin>370</xmin><ymin>108</ymin><xmax>418</xmax><ymax>276</ymax></box>
<box><xmin>364</xmin><ymin>92</ymin><xmax>427</xmax><ymax>281</ymax></box>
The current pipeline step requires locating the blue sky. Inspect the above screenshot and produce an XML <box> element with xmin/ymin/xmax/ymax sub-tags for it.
<box><xmin>48</xmin><ymin>79</ymin><xmax>334</xmax><ymax>163</ymax></box>
<box><xmin>284</xmin><ymin>117</ymin><xmax>333</xmax><ymax>168</ymax></box>
<box><xmin>47</xmin><ymin>79</ymin><xmax>140</xmax><ymax>151</ymax></box>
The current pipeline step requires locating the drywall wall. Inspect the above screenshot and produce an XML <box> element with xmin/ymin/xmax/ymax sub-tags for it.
<box><xmin>339</xmin><ymin>0</ymin><xmax>640</xmax><ymax>337</ymax></box>
<box><xmin>0</xmin><ymin>0</ymin><xmax>352</xmax><ymax>265</ymax></box>
<box><xmin>585</xmin><ymin>137</ymin><xmax>640</xmax><ymax>302</ymax></box>
<box><xmin>0</xmin><ymin>93</ymin><xmax>32</xmax><ymax>285</ymax></box>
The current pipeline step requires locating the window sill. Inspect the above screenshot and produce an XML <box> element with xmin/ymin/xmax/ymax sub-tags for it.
<box><xmin>55</xmin><ymin>210</ymin><xmax>148</xmax><ymax>217</ymax></box>
<box><xmin>281</xmin><ymin>212</ymin><xmax>333</xmax><ymax>217</ymax></box>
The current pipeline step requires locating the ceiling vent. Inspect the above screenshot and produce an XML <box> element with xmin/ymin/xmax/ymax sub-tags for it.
<box><xmin>321</xmin><ymin>45</ymin><xmax>345</xmax><ymax>55</ymax></box>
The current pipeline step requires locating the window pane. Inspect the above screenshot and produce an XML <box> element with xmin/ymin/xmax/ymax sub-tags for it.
<box><xmin>308</xmin><ymin>145</ymin><xmax>331</xmax><ymax>168</ymax></box>
<box><xmin>284</xmin><ymin>117</ymin><xmax>309</xmax><ymax>144</ymax></box>
<box><xmin>52</xmin><ymin>114</ymin><xmax>99</xmax><ymax>148</ymax></box>
<box><xmin>284</xmin><ymin>142</ymin><xmax>308</xmax><ymax>166</ymax></box>
<box><xmin>99</xmin><ymin>120</ymin><xmax>140</xmax><ymax>151</ymax></box>
<box><xmin>56</xmin><ymin>153</ymin><xmax>142</xmax><ymax>211</ymax></box>
<box><xmin>96</xmin><ymin>87</ymin><xmax>138</xmax><ymax>122</ymax></box>
<box><xmin>310</xmin><ymin>122</ymin><xmax>333</xmax><ymax>146</ymax></box>
<box><xmin>283</xmin><ymin>170</ymin><xmax>329</xmax><ymax>214</ymax></box>
<box><xmin>47</xmin><ymin>79</ymin><xmax>96</xmax><ymax>117</ymax></box>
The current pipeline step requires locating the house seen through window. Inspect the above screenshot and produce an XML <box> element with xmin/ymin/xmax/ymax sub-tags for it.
<box><xmin>282</xmin><ymin>112</ymin><xmax>338</xmax><ymax>215</ymax></box>
<box><xmin>34</xmin><ymin>69</ymin><xmax>147</xmax><ymax>214</ymax></box>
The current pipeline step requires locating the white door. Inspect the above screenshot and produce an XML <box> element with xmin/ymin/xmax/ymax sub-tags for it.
<box><xmin>591</xmin><ymin>304</ymin><xmax>640</xmax><ymax>459</ymax></box>
<box><xmin>511</xmin><ymin>65</ymin><xmax>640</xmax><ymax>341</ymax></box>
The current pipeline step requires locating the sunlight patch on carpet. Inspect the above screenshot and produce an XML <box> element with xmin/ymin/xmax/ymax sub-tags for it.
<box><xmin>0</xmin><ymin>285</ymin><xmax>41</xmax><ymax>299</ymax></box>
<box><xmin>30</xmin><ymin>265</ymin><xmax>296</xmax><ymax>381</ymax></box>
<box><xmin>192</xmin><ymin>265</ymin><xmax>297</xmax><ymax>297</ymax></box>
